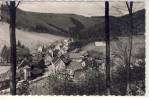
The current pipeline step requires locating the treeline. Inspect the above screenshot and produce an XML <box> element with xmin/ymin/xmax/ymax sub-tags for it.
<box><xmin>1</xmin><ymin>5</ymin><xmax>145</xmax><ymax>40</ymax></box>
<box><xmin>0</xmin><ymin>40</ymin><xmax>30</xmax><ymax>63</ymax></box>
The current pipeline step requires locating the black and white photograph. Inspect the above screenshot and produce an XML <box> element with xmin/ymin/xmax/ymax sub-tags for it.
<box><xmin>0</xmin><ymin>0</ymin><xmax>146</xmax><ymax>96</ymax></box>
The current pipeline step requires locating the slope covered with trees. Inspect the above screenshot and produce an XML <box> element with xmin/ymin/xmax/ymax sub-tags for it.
<box><xmin>1</xmin><ymin>5</ymin><xmax>145</xmax><ymax>40</ymax></box>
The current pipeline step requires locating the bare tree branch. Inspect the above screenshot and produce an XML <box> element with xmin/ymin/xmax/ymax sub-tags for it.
<box><xmin>15</xmin><ymin>1</ymin><xmax>20</xmax><ymax>9</ymax></box>
<box><xmin>6</xmin><ymin>1</ymin><xmax>10</xmax><ymax>8</ymax></box>
<box><xmin>126</xmin><ymin>1</ymin><xmax>131</xmax><ymax>13</ymax></box>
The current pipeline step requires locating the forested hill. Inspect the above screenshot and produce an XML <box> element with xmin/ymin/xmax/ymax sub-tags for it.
<box><xmin>1</xmin><ymin>6</ymin><xmax>145</xmax><ymax>40</ymax></box>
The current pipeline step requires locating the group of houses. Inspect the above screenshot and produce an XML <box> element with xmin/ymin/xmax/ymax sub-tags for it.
<box><xmin>0</xmin><ymin>39</ymin><xmax>108</xmax><ymax>91</ymax></box>
<box><xmin>18</xmin><ymin>39</ymin><xmax>105</xmax><ymax>82</ymax></box>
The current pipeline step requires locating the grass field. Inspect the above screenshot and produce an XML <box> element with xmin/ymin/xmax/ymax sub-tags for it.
<box><xmin>111</xmin><ymin>35</ymin><xmax>145</xmax><ymax>56</ymax></box>
<box><xmin>0</xmin><ymin>23</ymin><xmax>67</xmax><ymax>51</ymax></box>
<box><xmin>0</xmin><ymin>66</ymin><xmax>9</xmax><ymax>75</ymax></box>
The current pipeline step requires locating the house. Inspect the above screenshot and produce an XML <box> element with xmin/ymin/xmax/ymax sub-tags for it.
<box><xmin>32</xmin><ymin>53</ymin><xmax>44</xmax><ymax>64</ymax></box>
<box><xmin>66</xmin><ymin>61</ymin><xmax>86</xmax><ymax>81</ymax></box>
<box><xmin>48</xmin><ymin>48</ymin><xmax>54</xmax><ymax>57</ymax></box>
<box><xmin>17</xmin><ymin>59</ymin><xmax>31</xmax><ymax>80</ymax></box>
<box><xmin>18</xmin><ymin>55</ymin><xmax>46</xmax><ymax>80</ymax></box>
<box><xmin>63</xmin><ymin>39</ymin><xmax>70</xmax><ymax>46</ymax></box>
<box><xmin>58</xmin><ymin>49</ymin><xmax>65</xmax><ymax>56</ymax></box>
<box><xmin>63</xmin><ymin>45</ymin><xmax>68</xmax><ymax>52</ymax></box>
<box><xmin>0</xmin><ymin>69</ymin><xmax>10</xmax><ymax>83</ymax></box>
<box><xmin>0</xmin><ymin>68</ymin><xmax>20</xmax><ymax>90</ymax></box>
<box><xmin>47</xmin><ymin>56</ymin><xmax>66</xmax><ymax>75</ymax></box>
<box><xmin>69</xmin><ymin>53</ymin><xmax>83</xmax><ymax>62</ymax></box>
<box><xmin>134</xmin><ymin>59</ymin><xmax>144</xmax><ymax>68</ymax></box>
<box><xmin>60</xmin><ymin>55</ymin><xmax>71</xmax><ymax>66</ymax></box>
<box><xmin>37</xmin><ymin>46</ymin><xmax>43</xmax><ymax>53</ymax></box>
<box><xmin>94</xmin><ymin>41</ymin><xmax>106</xmax><ymax>47</ymax></box>
<box><xmin>44</xmin><ymin>55</ymin><xmax>53</xmax><ymax>66</ymax></box>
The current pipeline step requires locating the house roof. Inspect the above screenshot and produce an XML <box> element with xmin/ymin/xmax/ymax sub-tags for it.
<box><xmin>67</xmin><ymin>61</ymin><xmax>83</xmax><ymax>71</ymax></box>
<box><xmin>69</xmin><ymin>53</ymin><xmax>81</xmax><ymax>59</ymax></box>
<box><xmin>52</xmin><ymin>56</ymin><xmax>64</xmax><ymax>66</ymax></box>
<box><xmin>59</xmin><ymin>55</ymin><xmax>71</xmax><ymax>66</ymax></box>
<box><xmin>0</xmin><ymin>69</ymin><xmax>10</xmax><ymax>82</ymax></box>
<box><xmin>17</xmin><ymin>59</ymin><xmax>29</xmax><ymax>69</ymax></box>
<box><xmin>94</xmin><ymin>41</ymin><xmax>106</xmax><ymax>47</ymax></box>
<box><xmin>32</xmin><ymin>53</ymin><xmax>44</xmax><ymax>63</ymax></box>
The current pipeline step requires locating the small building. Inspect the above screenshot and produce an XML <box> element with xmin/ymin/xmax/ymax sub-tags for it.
<box><xmin>66</xmin><ymin>61</ymin><xmax>86</xmax><ymax>81</ymax></box>
<box><xmin>18</xmin><ymin>56</ymin><xmax>45</xmax><ymax>80</ymax></box>
<box><xmin>44</xmin><ymin>55</ymin><xmax>53</xmax><ymax>66</ymax></box>
<box><xmin>48</xmin><ymin>49</ymin><xmax>54</xmax><ymax>57</ymax></box>
<box><xmin>23</xmin><ymin>65</ymin><xmax>31</xmax><ymax>80</ymax></box>
<box><xmin>69</xmin><ymin>53</ymin><xmax>82</xmax><ymax>62</ymax></box>
<box><xmin>37</xmin><ymin>46</ymin><xmax>43</xmax><ymax>53</ymax></box>
<box><xmin>17</xmin><ymin>59</ymin><xmax>31</xmax><ymax>80</ymax></box>
<box><xmin>47</xmin><ymin>57</ymin><xmax>66</xmax><ymax>75</ymax></box>
<box><xmin>60</xmin><ymin>55</ymin><xmax>71</xmax><ymax>66</ymax></box>
<box><xmin>63</xmin><ymin>39</ymin><xmax>69</xmax><ymax>46</ymax></box>
<box><xmin>95</xmin><ymin>41</ymin><xmax>106</xmax><ymax>47</ymax></box>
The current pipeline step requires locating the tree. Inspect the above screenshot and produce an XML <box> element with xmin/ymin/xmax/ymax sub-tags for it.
<box><xmin>17</xmin><ymin>40</ymin><xmax>21</xmax><ymax>47</ymax></box>
<box><xmin>0</xmin><ymin>3</ymin><xmax>2</xmax><ymax>21</ymax></box>
<box><xmin>17</xmin><ymin>44</ymin><xmax>30</xmax><ymax>63</ymax></box>
<box><xmin>111</xmin><ymin>1</ymin><xmax>137</xmax><ymax>95</ymax></box>
<box><xmin>0</xmin><ymin>2</ymin><xmax>4</xmax><ymax>22</ymax></box>
<box><xmin>125</xmin><ymin>1</ymin><xmax>134</xmax><ymax>95</ymax></box>
<box><xmin>105</xmin><ymin>1</ymin><xmax>111</xmax><ymax>95</ymax></box>
<box><xmin>1</xmin><ymin>45</ymin><xmax>10</xmax><ymax>62</ymax></box>
<box><xmin>6</xmin><ymin>1</ymin><xmax>20</xmax><ymax>95</ymax></box>
<box><xmin>69</xmin><ymin>17</ymin><xmax>84</xmax><ymax>39</ymax></box>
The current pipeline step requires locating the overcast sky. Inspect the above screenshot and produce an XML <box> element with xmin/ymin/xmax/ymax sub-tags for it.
<box><xmin>0</xmin><ymin>1</ymin><xmax>144</xmax><ymax>17</ymax></box>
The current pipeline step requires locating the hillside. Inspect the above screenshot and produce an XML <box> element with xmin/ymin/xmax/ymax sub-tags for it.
<box><xmin>1</xmin><ymin>6</ymin><xmax>145</xmax><ymax>40</ymax></box>
<box><xmin>81</xmin><ymin>9</ymin><xmax>145</xmax><ymax>40</ymax></box>
<box><xmin>0</xmin><ymin>23</ymin><xmax>67</xmax><ymax>51</ymax></box>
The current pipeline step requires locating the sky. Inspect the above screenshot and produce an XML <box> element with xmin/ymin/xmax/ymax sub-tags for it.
<box><xmin>0</xmin><ymin>1</ymin><xmax>145</xmax><ymax>17</ymax></box>
<box><xmin>18</xmin><ymin>1</ymin><xmax>144</xmax><ymax>17</ymax></box>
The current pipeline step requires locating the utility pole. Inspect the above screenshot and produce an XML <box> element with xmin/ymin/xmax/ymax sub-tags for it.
<box><xmin>105</xmin><ymin>1</ymin><xmax>111</xmax><ymax>95</ymax></box>
<box><xmin>6</xmin><ymin>1</ymin><xmax>20</xmax><ymax>95</ymax></box>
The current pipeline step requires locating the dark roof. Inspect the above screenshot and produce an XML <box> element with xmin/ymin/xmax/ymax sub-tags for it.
<box><xmin>52</xmin><ymin>56</ymin><xmax>64</xmax><ymax>66</ymax></box>
<box><xmin>60</xmin><ymin>55</ymin><xmax>71</xmax><ymax>65</ymax></box>
<box><xmin>32</xmin><ymin>53</ymin><xmax>44</xmax><ymax>63</ymax></box>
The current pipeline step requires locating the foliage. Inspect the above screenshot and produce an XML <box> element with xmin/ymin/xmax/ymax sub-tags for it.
<box><xmin>17</xmin><ymin>80</ymin><xmax>30</xmax><ymax>95</ymax></box>
<box><xmin>69</xmin><ymin>17</ymin><xmax>85</xmax><ymax>39</ymax></box>
<box><xmin>17</xmin><ymin>40</ymin><xmax>31</xmax><ymax>62</ymax></box>
<box><xmin>111</xmin><ymin>39</ymin><xmax>145</xmax><ymax>95</ymax></box>
<box><xmin>87</xmin><ymin>50</ymin><xmax>104</xmax><ymax>59</ymax></box>
<box><xmin>2</xmin><ymin>5</ymin><xmax>145</xmax><ymax>40</ymax></box>
<box><xmin>0</xmin><ymin>45</ymin><xmax>10</xmax><ymax>62</ymax></box>
<box><xmin>46</xmin><ymin>67</ymin><xmax>106</xmax><ymax>95</ymax></box>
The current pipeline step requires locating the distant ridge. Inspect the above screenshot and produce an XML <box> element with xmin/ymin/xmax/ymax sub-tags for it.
<box><xmin>1</xmin><ymin>6</ymin><xmax>145</xmax><ymax>40</ymax></box>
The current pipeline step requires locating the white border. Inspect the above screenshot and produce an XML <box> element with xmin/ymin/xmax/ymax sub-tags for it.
<box><xmin>145</xmin><ymin>0</ymin><xmax>149</xmax><ymax>97</ymax></box>
<box><xmin>0</xmin><ymin>0</ymin><xmax>148</xmax><ymax>99</ymax></box>
<box><xmin>0</xmin><ymin>0</ymin><xmax>146</xmax><ymax>2</ymax></box>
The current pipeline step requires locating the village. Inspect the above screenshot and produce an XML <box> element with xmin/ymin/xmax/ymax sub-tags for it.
<box><xmin>0</xmin><ymin>36</ymin><xmax>145</xmax><ymax>95</ymax></box>
<box><xmin>0</xmin><ymin>1</ymin><xmax>145</xmax><ymax>95</ymax></box>
<box><xmin>0</xmin><ymin>37</ymin><xmax>145</xmax><ymax>95</ymax></box>
<box><xmin>0</xmin><ymin>38</ymin><xmax>108</xmax><ymax>93</ymax></box>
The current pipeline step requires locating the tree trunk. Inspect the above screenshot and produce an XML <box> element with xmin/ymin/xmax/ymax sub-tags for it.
<box><xmin>9</xmin><ymin>1</ymin><xmax>17</xmax><ymax>95</ymax></box>
<box><xmin>125</xmin><ymin>1</ymin><xmax>133</xmax><ymax>95</ymax></box>
<box><xmin>105</xmin><ymin>1</ymin><xmax>111</xmax><ymax>95</ymax></box>
<box><xmin>0</xmin><ymin>4</ymin><xmax>2</xmax><ymax>21</ymax></box>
